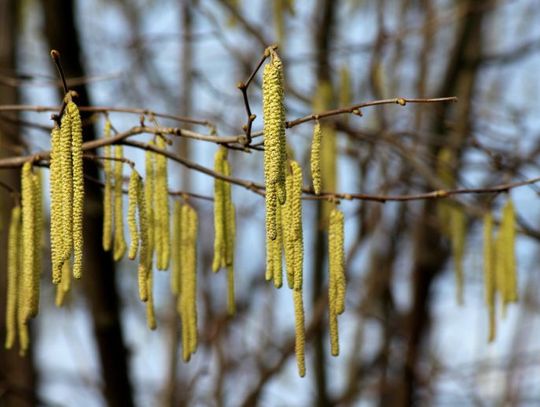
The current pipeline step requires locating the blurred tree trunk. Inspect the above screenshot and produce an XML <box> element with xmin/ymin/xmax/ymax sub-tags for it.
<box><xmin>0</xmin><ymin>0</ymin><xmax>37</xmax><ymax>405</ymax></box>
<box><xmin>398</xmin><ymin>1</ymin><xmax>487</xmax><ymax>405</ymax></box>
<box><xmin>39</xmin><ymin>1</ymin><xmax>134</xmax><ymax>406</ymax></box>
<box><xmin>312</xmin><ymin>1</ymin><xmax>337</xmax><ymax>406</ymax></box>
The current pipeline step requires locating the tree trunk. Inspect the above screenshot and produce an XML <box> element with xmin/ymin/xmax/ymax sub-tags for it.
<box><xmin>39</xmin><ymin>1</ymin><xmax>134</xmax><ymax>405</ymax></box>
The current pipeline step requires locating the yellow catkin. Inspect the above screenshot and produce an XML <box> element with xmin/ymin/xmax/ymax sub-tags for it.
<box><xmin>283</xmin><ymin>168</ymin><xmax>296</xmax><ymax>289</ymax></box>
<box><xmin>102</xmin><ymin>119</ymin><xmax>113</xmax><ymax>252</ymax></box>
<box><xmin>145</xmin><ymin>145</ymin><xmax>155</xmax><ymax>269</ymax></box>
<box><xmin>329</xmin><ymin>208</ymin><xmax>345</xmax><ymax>356</ymax></box>
<box><xmin>21</xmin><ymin>162</ymin><xmax>39</xmax><ymax>320</ymax></box>
<box><xmin>68</xmin><ymin>101</ymin><xmax>84</xmax><ymax>279</ymax></box>
<box><xmin>16</xmin><ymin>212</ymin><xmax>28</xmax><ymax>355</ymax></box>
<box><xmin>113</xmin><ymin>146</ymin><xmax>126</xmax><ymax>261</ymax></box>
<box><xmin>127</xmin><ymin>170</ymin><xmax>140</xmax><ymax>260</ymax></box>
<box><xmin>155</xmin><ymin>136</ymin><xmax>170</xmax><ymax>271</ymax></box>
<box><xmin>33</xmin><ymin>169</ymin><xmax>43</xmax><ymax>283</ymax></box>
<box><xmin>293</xmin><ymin>289</ymin><xmax>306</xmax><ymax>377</ymax></box>
<box><xmin>483</xmin><ymin>212</ymin><xmax>496</xmax><ymax>342</ymax></box>
<box><xmin>49</xmin><ymin>125</ymin><xmax>63</xmax><ymax>284</ymax></box>
<box><xmin>60</xmin><ymin>107</ymin><xmax>73</xmax><ymax>263</ymax></box>
<box><xmin>311</xmin><ymin>121</ymin><xmax>322</xmax><ymax>195</ymax></box>
<box><xmin>273</xmin><ymin>203</ymin><xmax>283</xmax><ymax>289</ymax></box>
<box><xmin>450</xmin><ymin>206</ymin><xmax>466</xmax><ymax>305</ymax></box>
<box><xmin>179</xmin><ymin>204</ymin><xmax>198</xmax><ymax>361</ymax></box>
<box><xmin>498</xmin><ymin>198</ymin><xmax>518</xmax><ymax>306</ymax></box>
<box><xmin>146</xmin><ymin>269</ymin><xmax>157</xmax><ymax>330</ymax></box>
<box><xmin>5</xmin><ymin>205</ymin><xmax>21</xmax><ymax>349</ymax></box>
<box><xmin>55</xmin><ymin>261</ymin><xmax>71</xmax><ymax>308</ymax></box>
<box><xmin>137</xmin><ymin>180</ymin><xmax>150</xmax><ymax>302</ymax></box>
<box><xmin>171</xmin><ymin>200</ymin><xmax>183</xmax><ymax>296</ymax></box>
<box><xmin>262</xmin><ymin>50</ymin><xmax>287</xmax><ymax>243</ymax></box>
<box><xmin>212</xmin><ymin>147</ymin><xmax>226</xmax><ymax>272</ymax></box>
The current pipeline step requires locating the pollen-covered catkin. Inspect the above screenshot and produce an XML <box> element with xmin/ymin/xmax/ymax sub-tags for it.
<box><xmin>146</xmin><ymin>269</ymin><xmax>157</xmax><ymax>330</ymax></box>
<box><xmin>102</xmin><ymin>119</ymin><xmax>113</xmax><ymax>252</ymax></box>
<box><xmin>137</xmin><ymin>181</ymin><xmax>149</xmax><ymax>302</ymax></box>
<box><xmin>450</xmin><ymin>206</ymin><xmax>466</xmax><ymax>305</ymax></box>
<box><xmin>21</xmin><ymin>162</ymin><xmax>38</xmax><ymax>320</ymax></box>
<box><xmin>155</xmin><ymin>136</ymin><xmax>170</xmax><ymax>270</ymax></box>
<box><xmin>113</xmin><ymin>146</ymin><xmax>126</xmax><ymax>261</ymax></box>
<box><xmin>179</xmin><ymin>204</ymin><xmax>198</xmax><ymax>361</ymax></box>
<box><xmin>33</xmin><ymin>169</ymin><xmax>43</xmax><ymax>282</ymax></box>
<box><xmin>311</xmin><ymin>121</ymin><xmax>322</xmax><ymax>195</ymax></box>
<box><xmin>212</xmin><ymin>147</ymin><xmax>226</xmax><ymax>272</ymax></box>
<box><xmin>127</xmin><ymin>170</ymin><xmax>140</xmax><ymax>260</ymax></box>
<box><xmin>497</xmin><ymin>198</ymin><xmax>518</xmax><ymax>306</ymax></box>
<box><xmin>483</xmin><ymin>212</ymin><xmax>496</xmax><ymax>342</ymax></box>
<box><xmin>49</xmin><ymin>125</ymin><xmax>63</xmax><ymax>283</ymax></box>
<box><xmin>5</xmin><ymin>205</ymin><xmax>21</xmax><ymax>349</ymax></box>
<box><xmin>145</xmin><ymin>145</ymin><xmax>155</xmax><ymax>269</ymax></box>
<box><xmin>293</xmin><ymin>289</ymin><xmax>306</xmax><ymax>377</ymax></box>
<box><xmin>329</xmin><ymin>208</ymin><xmax>345</xmax><ymax>356</ymax></box>
<box><xmin>171</xmin><ymin>200</ymin><xmax>182</xmax><ymax>296</ymax></box>
<box><xmin>68</xmin><ymin>101</ymin><xmax>84</xmax><ymax>279</ymax></box>
<box><xmin>262</xmin><ymin>49</ymin><xmax>287</xmax><ymax>243</ymax></box>
<box><xmin>60</xmin><ymin>107</ymin><xmax>73</xmax><ymax>263</ymax></box>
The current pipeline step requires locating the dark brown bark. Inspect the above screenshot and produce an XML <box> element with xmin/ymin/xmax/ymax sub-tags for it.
<box><xmin>0</xmin><ymin>1</ymin><xmax>37</xmax><ymax>405</ymax></box>
<box><xmin>39</xmin><ymin>1</ymin><xmax>134</xmax><ymax>406</ymax></box>
<box><xmin>312</xmin><ymin>1</ymin><xmax>337</xmax><ymax>406</ymax></box>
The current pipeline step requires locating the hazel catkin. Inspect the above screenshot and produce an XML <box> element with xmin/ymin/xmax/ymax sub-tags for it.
<box><xmin>102</xmin><ymin>119</ymin><xmax>113</xmax><ymax>252</ymax></box>
<box><xmin>311</xmin><ymin>120</ymin><xmax>322</xmax><ymax>195</ymax></box>
<box><xmin>60</xmin><ymin>107</ymin><xmax>73</xmax><ymax>263</ymax></box>
<box><xmin>21</xmin><ymin>162</ymin><xmax>38</xmax><ymax>320</ymax></box>
<box><xmin>68</xmin><ymin>101</ymin><xmax>84</xmax><ymax>279</ymax></box>
<box><xmin>113</xmin><ymin>146</ymin><xmax>126</xmax><ymax>261</ymax></box>
<box><xmin>155</xmin><ymin>136</ymin><xmax>170</xmax><ymax>271</ymax></box>
<box><xmin>49</xmin><ymin>125</ymin><xmax>63</xmax><ymax>284</ymax></box>
<box><xmin>127</xmin><ymin>170</ymin><xmax>140</xmax><ymax>260</ymax></box>
<box><xmin>483</xmin><ymin>212</ymin><xmax>496</xmax><ymax>342</ymax></box>
<box><xmin>5</xmin><ymin>205</ymin><xmax>21</xmax><ymax>349</ymax></box>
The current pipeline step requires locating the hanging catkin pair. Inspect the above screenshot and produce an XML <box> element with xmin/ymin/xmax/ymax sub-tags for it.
<box><xmin>49</xmin><ymin>99</ymin><xmax>84</xmax><ymax>280</ymax></box>
<box><xmin>175</xmin><ymin>204</ymin><xmax>198</xmax><ymax>361</ymax></box>
<box><xmin>328</xmin><ymin>208</ymin><xmax>346</xmax><ymax>357</ymax></box>
<box><xmin>262</xmin><ymin>48</ymin><xmax>287</xmax><ymax>243</ymax></box>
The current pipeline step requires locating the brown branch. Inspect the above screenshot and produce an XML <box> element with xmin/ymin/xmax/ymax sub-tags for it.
<box><xmin>285</xmin><ymin>96</ymin><xmax>458</xmax><ymax>128</ymax></box>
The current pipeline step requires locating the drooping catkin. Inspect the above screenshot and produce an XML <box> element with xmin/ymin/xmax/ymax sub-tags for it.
<box><xmin>450</xmin><ymin>206</ymin><xmax>466</xmax><ymax>306</ymax></box>
<box><xmin>273</xmin><ymin>203</ymin><xmax>283</xmax><ymax>288</ymax></box>
<box><xmin>293</xmin><ymin>289</ymin><xmax>306</xmax><ymax>377</ymax></box>
<box><xmin>212</xmin><ymin>147</ymin><xmax>226</xmax><ymax>272</ymax></box>
<box><xmin>113</xmin><ymin>146</ymin><xmax>126</xmax><ymax>261</ymax></box>
<box><xmin>155</xmin><ymin>136</ymin><xmax>170</xmax><ymax>270</ymax></box>
<box><xmin>171</xmin><ymin>201</ymin><xmax>182</xmax><ymax>296</ymax></box>
<box><xmin>311</xmin><ymin>121</ymin><xmax>322</xmax><ymax>195</ymax></box>
<box><xmin>329</xmin><ymin>208</ymin><xmax>345</xmax><ymax>356</ymax></box>
<box><xmin>55</xmin><ymin>261</ymin><xmax>71</xmax><ymax>308</ymax></box>
<box><xmin>262</xmin><ymin>49</ymin><xmax>287</xmax><ymax>243</ymax></box>
<box><xmin>497</xmin><ymin>198</ymin><xmax>518</xmax><ymax>307</ymax></box>
<box><xmin>21</xmin><ymin>162</ymin><xmax>38</xmax><ymax>320</ymax></box>
<box><xmin>483</xmin><ymin>212</ymin><xmax>496</xmax><ymax>342</ymax></box>
<box><xmin>33</xmin><ymin>169</ymin><xmax>43</xmax><ymax>281</ymax></box>
<box><xmin>127</xmin><ymin>170</ymin><xmax>140</xmax><ymax>260</ymax></box>
<box><xmin>179</xmin><ymin>204</ymin><xmax>198</xmax><ymax>360</ymax></box>
<box><xmin>5</xmin><ymin>205</ymin><xmax>21</xmax><ymax>349</ymax></box>
<box><xmin>146</xmin><ymin>269</ymin><xmax>157</xmax><ymax>330</ymax></box>
<box><xmin>68</xmin><ymin>101</ymin><xmax>84</xmax><ymax>279</ymax></box>
<box><xmin>137</xmin><ymin>180</ymin><xmax>150</xmax><ymax>302</ymax></box>
<box><xmin>102</xmin><ymin>119</ymin><xmax>113</xmax><ymax>252</ymax></box>
<box><xmin>60</xmin><ymin>108</ymin><xmax>73</xmax><ymax>263</ymax></box>
<box><xmin>49</xmin><ymin>125</ymin><xmax>63</xmax><ymax>284</ymax></box>
<box><xmin>145</xmin><ymin>145</ymin><xmax>155</xmax><ymax>269</ymax></box>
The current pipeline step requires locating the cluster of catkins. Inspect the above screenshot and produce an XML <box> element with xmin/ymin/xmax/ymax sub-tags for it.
<box><xmin>262</xmin><ymin>48</ymin><xmax>347</xmax><ymax>377</ymax></box>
